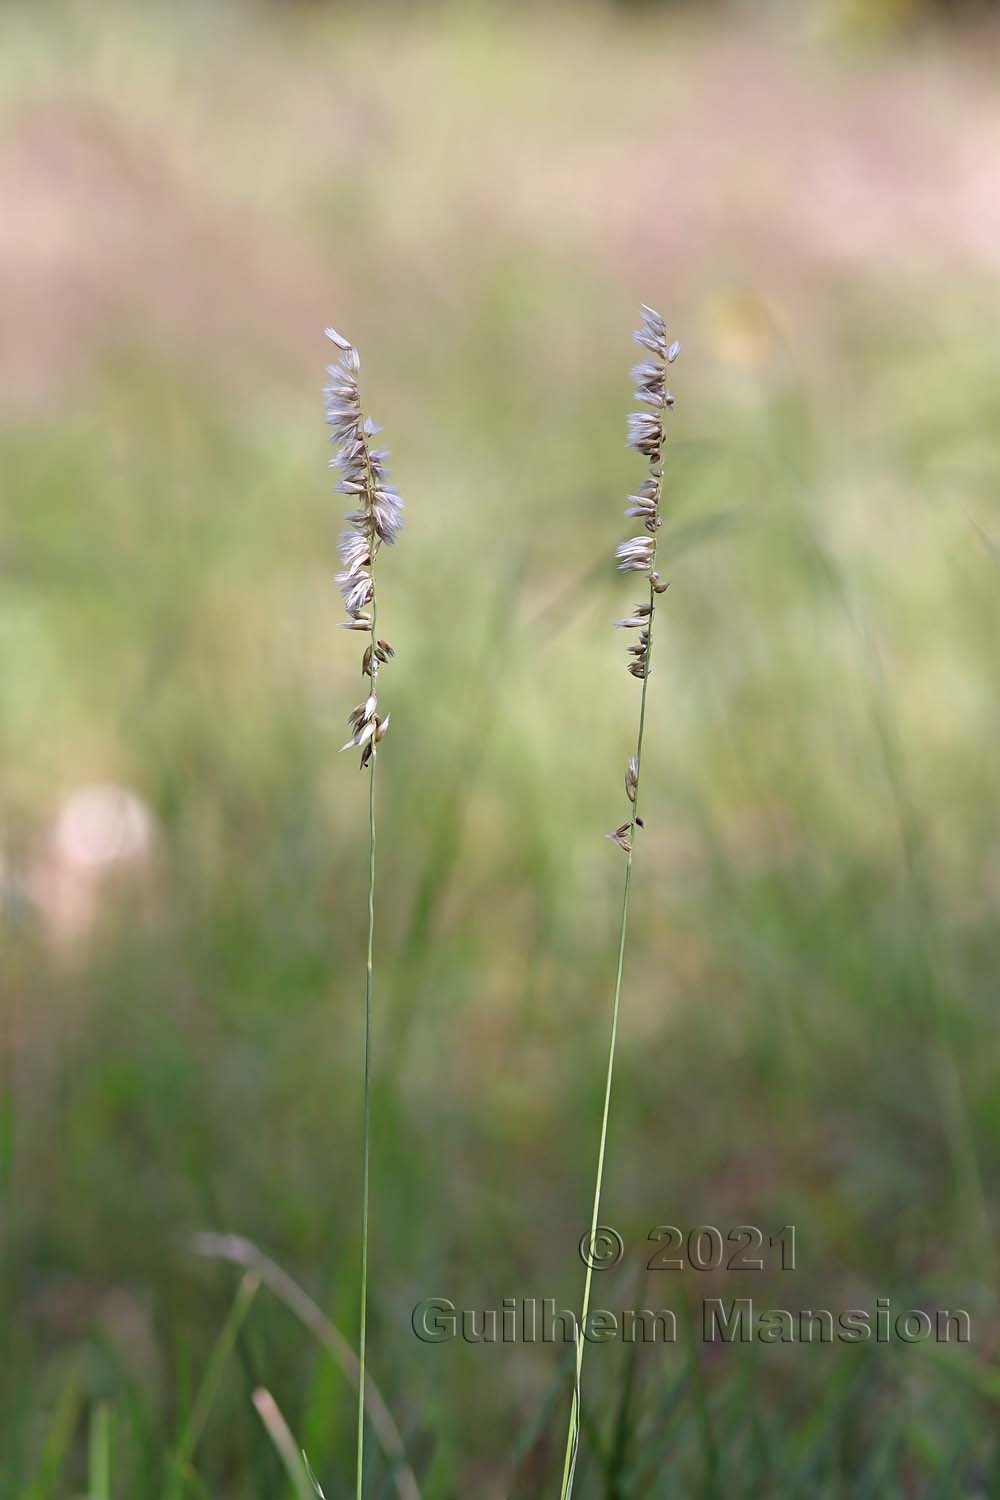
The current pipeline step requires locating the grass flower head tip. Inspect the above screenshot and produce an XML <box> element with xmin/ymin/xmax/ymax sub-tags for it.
<box><xmin>325</xmin><ymin>326</ymin><xmax>403</xmax><ymax>767</ymax></box>
<box><xmin>607</xmin><ymin>304</ymin><xmax>678</xmax><ymax>824</ymax></box>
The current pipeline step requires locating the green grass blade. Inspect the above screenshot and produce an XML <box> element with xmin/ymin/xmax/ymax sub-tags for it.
<box><xmin>88</xmin><ymin>1402</ymin><xmax>113</xmax><ymax>1499</ymax></box>
<box><xmin>23</xmin><ymin>1378</ymin><xmax>82</xmax><ymax>1500</ymax></box>
<box><xmin>167</xmin><ymin>1272</ymin><xmax>259</xmax><ymax>1498</ymax></box>
<box><xmin>251</xmin><ymin>1389</ymin><xmax>314</xmax><ymax>1500</ymax></box>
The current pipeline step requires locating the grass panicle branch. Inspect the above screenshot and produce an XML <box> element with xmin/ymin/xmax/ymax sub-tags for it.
<box><xmin>559</xmin><ymin>304</ymin><xmax>679</xmax><ymax>1499</ymax></box>
<box><xmin>325</xmin><ymin>326</ymin><xmax>404</xmax><ymax>1500</ymax></box>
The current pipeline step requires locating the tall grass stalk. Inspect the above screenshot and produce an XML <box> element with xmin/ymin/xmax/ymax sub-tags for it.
<box><xmin>325</xmin><ymin>327</ymin><xmax>404</xmax><ymax>1500</ymax></box>
<box><xmin>357</xmin><ymin>716</ymin><xmax>376</xmax><ymax>1500</ymax></box>
<box><xmin>559</xmin><ymin>306</ymin><xmax>679</xmax><ymax>1498</ymax></box>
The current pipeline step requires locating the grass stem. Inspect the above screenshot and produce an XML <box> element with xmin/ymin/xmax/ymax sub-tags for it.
<box><xmin>169</xmin><ymin>1273</ymin><xmax>259</xmax><ymax>1498</ymax></box>
<box><xmin>88</xmin><ymin>1402</ymin><xmax>112</xmax><ymax>1500</ymax></box>
<box><xmin>357</xmin><ymin>607</ymin><xmax>378</xmax><ymax>1500</ymax></box>
<box><xmin>560</xmin><ymin>578</ymin><xmax>657</xmax><ymax>1500</ymax></box>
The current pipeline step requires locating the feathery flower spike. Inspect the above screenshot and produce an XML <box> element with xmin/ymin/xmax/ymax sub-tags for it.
<box><xmin>327</xmin><ymin>326</ymin><xmax>403</xmax><ymax>772</ymax></box>
<box><xmin>561</xmin><ymin>306</ymin><xmax>680</xmax><ymax>1500</ymax></box>
<box><xmin>326</xmin><ymin>325</ymin><xmax>405</xmax><ymax>1500</ymax></box>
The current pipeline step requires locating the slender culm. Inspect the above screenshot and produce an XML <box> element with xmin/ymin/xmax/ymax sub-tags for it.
<box><xmin>325</xmin><ymin>326</ymin><xmax>403</xmax><ymax>1500</ymax></box>
<box><xmin>559</xmin><ymin>306</ymin><xmax>679</xmax><ymax>1499</ymax></box>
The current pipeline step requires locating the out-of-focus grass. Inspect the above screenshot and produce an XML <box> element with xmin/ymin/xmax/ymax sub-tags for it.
<box><xmin>3</xmin><ymin>2</ymin><xmax>1000</xmax><ymax>1496</ymax></box>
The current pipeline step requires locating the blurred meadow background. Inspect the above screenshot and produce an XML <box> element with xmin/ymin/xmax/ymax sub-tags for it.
<box><xmin>3</xmin><ymin>0</ymin><xmax>1000</xmax><ymax>1494</ymax></box>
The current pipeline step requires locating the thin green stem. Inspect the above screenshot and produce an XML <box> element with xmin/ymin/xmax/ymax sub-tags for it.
<box><xmin>559</xmin><ymin>579</ymin><xmax>656</xmax><ymax>1500</ymax></box>
<box><xmin>88</xmin><ymin>1402</ymin><xmax>112</xmax><ymax>1500</ymax></box>
<box><xmin>168</xmin><ymin>1273</ymin><xmax>259</xmax><ymax>1498</ymax></box>
<box><xmin>357</xmin><ymin>601</ymin><xmax>377</xmax><ymax>1500</ymax></box>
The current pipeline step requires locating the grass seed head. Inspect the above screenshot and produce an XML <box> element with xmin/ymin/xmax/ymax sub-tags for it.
<box><xmin>607</xmin><ymin>305</ymin><xmax>678</xmax><ymax>847</ymax></box>
<box><xmin>326</xmin><ymin>327</ymin><xmax>403</xmax><ymax>765</ymax></box>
